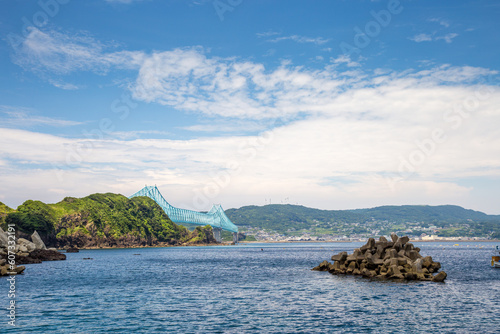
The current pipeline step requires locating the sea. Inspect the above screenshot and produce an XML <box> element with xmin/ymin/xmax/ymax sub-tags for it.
<box><xmin>2</xmin><ymin>241</ymin><xmax>499</xmax><ymax>333</ymax></box>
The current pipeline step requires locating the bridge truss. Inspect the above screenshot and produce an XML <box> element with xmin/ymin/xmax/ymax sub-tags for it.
<box><xmin>129</xmin><ymin>186</ymin><xmax>238</xmax><ymax>242</ymax></box>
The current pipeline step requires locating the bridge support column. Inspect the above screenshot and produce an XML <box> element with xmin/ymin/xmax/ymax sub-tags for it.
<box><xmin>232</xmin><ymin>232</ymin><xmax>238</xmax><ymax>244</ymax></box>
<box><xmin>213</xmin><ymin>227</ymin><xmax>222</xmax><ymax>243</ymax></box>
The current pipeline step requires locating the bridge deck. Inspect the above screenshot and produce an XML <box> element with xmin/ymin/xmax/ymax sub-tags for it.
<box><xmin>129</xmin><ymin>186</ymin><xmax>238</xmax><ymax>233</ymax></box>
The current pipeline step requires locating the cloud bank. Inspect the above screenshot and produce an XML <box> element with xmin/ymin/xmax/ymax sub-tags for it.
<box><xmin>3</xmin><ymin>29</ymin><xmax>500</xmax><ymax>214</ymax></box>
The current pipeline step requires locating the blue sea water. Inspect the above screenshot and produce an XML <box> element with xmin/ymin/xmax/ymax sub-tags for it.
<box><xmin>1</xmin><ymin>242</ymin><xmax>499</xmax><ymax>333</ymax></box>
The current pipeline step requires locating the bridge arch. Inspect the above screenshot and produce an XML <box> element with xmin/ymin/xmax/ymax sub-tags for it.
<box><xmin>129</xmin><ymin>186</ymin><xmax>238</xmax><ymax>241</ymax></box>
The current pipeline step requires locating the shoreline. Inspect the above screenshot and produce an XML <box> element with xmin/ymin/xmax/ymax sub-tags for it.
<box><xmin>238</xmin><ymin>239</ymin><xmax>500</xmax><ymax>244</ymax></box>
<box><xmin>61</xmin><ymin>238</ymin><xmax>500</xmax><ymax>251</ymax></box>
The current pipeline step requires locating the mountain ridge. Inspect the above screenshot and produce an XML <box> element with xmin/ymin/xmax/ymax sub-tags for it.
<box><xmin>225</xmin><ymin>204</ymin><xmax>500</xmax><ymax>238</ymax></box>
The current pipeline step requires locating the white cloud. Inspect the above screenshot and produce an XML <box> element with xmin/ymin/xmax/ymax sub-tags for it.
<box><xmin>409</xmin><ymin>33</ymin><xmax>433</xmax><ymax>42</ymax></box>
<box><xmin>436</xmin><ymin>33</ymin><xmax>459</xmax><ymax>43</ymax></box>
<box><xmin>330</xmin><ymin>55</ymin><xmax>361</xmax><ymax>67</ymax></box>
<box><xmin>0</xmin><ymin>106</ymin><xmax>83</xmax><ymax>127</ymax></box>
<box><xmin>11</xmin><ymin>28</ymin><xmax>144</xmax><ymax>76</ymax></box>
<box><xmin>5</xmin><ymin>29</ymin><xmax>500</xmax><ymax>213</ymax></box>
<box><xmin>1</xmin><ymin>68</ymin><xmax>500</xmax><ymax>211</ymax></box>
<box><xmin>429</xmin><ymin>18</ymin><xmax>450</xmax><ymax>28</ymax></box>
<box><xmin>269</xmin><ymin>35</ymin><xmax>329</xmax><ymax>45</ymax></box>
<box><xmin>409</xmin><ymin>32</ymin><xmax>458</xmax><ymax>43</ymax></box>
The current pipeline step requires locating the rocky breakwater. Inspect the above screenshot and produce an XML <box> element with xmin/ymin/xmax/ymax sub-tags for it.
<box><xmin>0</xmin><ymin>228</ymin><xmax>66</xmax><ymax>276</ymax></box>
<box><xmin>313</xmin><ymin>234</ymin><xmax>447</xmax><ymax>282</ymax></box>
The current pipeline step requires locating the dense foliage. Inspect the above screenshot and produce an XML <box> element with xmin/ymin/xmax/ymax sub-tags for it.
<box><xmin>350</xmin><ymin>205</ymin><xmax>500</xmax><ymax>224</ymax></box>
<box><xmin>0</xmin><ymin>202</ymin><xmax>14</xmax><ymax>215</ymax></box>
<box><xmin>0</xmin><ymin>201</ymin><xmax>14</xmax><ymax>226</ymax></box>
<box><xmin>225</xmin><ymin>204</ymin><xmax>366</xmax><ymax>232</ymax></box>
<box><xmin>1</xmin><ymin>193</ymin><xmax>216</xmax><ymax>246</ymax></box>
<box><xmin>226</xmin><ymin>204</ymin><xmax>500</xmax><ymax>237</ymax></box>
<box><xmin>6</xmin><ymin>200</ymin><xmax>57</xmax><ymax>235</ymax></box>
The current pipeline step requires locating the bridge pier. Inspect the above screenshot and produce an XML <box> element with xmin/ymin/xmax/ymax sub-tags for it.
<box><xmin>233</xmin><ymin>232</ymin><xmax>238</xmax><ymax>244</ymax></box>
<box><xmin>213</xmin><ymin>227</ymin><xmax>222</xmax><ymax>243</ymax></box>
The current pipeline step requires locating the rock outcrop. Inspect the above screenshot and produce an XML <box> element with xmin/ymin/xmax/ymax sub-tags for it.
<box><xmin>0</xmin><ymin>258</ymin><xmax>25</xmax><ymax>276</ymax></box>
<box><xmin>0</xmin><ymin>230</ymin><xmax>66</xmax><ymax>275</ymax></box>
<box><xmin>0</xmin><ymin>227</ymin><xmax>8</xmax><ymax>248</ymax></box>
<box><xmin>312</xmin><ymin>233</ymin><xmax>447</xmax><ymax>282</ymax></box>
<box><xmin>15</xmin><ymin>249</ymin><xmax>66</xmax><ymax>265</ymax></box>
<box><xmin>31</xmin><ymin>231</ymin><xmax>47</xmax><ymax>250</ymax></box>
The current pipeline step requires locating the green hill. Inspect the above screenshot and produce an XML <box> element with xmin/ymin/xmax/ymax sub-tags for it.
<box><xmin>0</xmin><ymin>202</ymin><xmax>14</xmax><ymax>215</ymax></box>
<box><xmin>226</xmin><ymin>204</ymin><xmax>500</xmax><ymax>238</ymax></box>
<box><xmin>225</xmin><ymin>204</ymin><xmax>366</xmax><ymax>232</ymax></box>
<box><xmin>351</xmin><ymin>205</ymin><xmax>499</xmax><ymax>223</ymax></box>
<box><xmin>2</xmin><ymin>193</ymin><xmax>216</xmax><ymax>247</ymax></box>
<box><xmin>0</xmin><ymin>202</ymin><xmax>14</xmax><ymax>226</ymax></box>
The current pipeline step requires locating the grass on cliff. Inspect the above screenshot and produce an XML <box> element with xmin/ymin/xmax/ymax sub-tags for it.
<box><xmin>3</xmin><ymin>193</ymin><xmax>197</xmax><ymax>244</ymax></box>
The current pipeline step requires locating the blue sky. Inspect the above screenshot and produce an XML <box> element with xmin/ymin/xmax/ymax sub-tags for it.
<box><xmin>1</xmin><ymin>0</ymin><xmax>500</xmax><ymax>214</ymax></box>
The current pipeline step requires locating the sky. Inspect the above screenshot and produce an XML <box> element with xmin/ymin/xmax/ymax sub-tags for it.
<box><xmin>1</xmin><ymin>0</ymin><xmax>500</xmax><ymax>214</ymax></box>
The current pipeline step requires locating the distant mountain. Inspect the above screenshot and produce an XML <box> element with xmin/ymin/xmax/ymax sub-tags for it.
<box><xmin>350</xmin><ymin>205</ymin><xmax>500</xmax><ymax>223</ymax></box>
<box><xmin>225</xmin><ymin>204</ymin><xmax>365</xmax><ymax>232</ymax></box>
<box><xmin>225</xmin><ymin>204</ymin><xmax>500</xmax><ymax>237</ymax></box>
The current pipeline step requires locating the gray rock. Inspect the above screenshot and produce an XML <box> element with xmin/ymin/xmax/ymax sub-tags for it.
<box><xmin>18</xmin><ymin>238</ymin><xmax>37</xmax><ymax>252</ymax></box>
<box><xmin>31</xmin><ymin>231</ymin><xmax>47</xmax><ymax>250</ymax></box>
<box><xmin>413</xmin><ymin>258</ymin><xmax>423</xmax><ymax>273</ymax></box>
<box><xmin>0</xmin><ymin>227</ymin><xmax>8</xmax><ymax>248</ymax></box>
<box><xmin>432</xmin><ymin>271</ymin><xmax>447</xmax><ymax>282</ymax></box>
<box><xmin>399</xmin><ymin>236</ymin><xmax>410</xmax><ymax>245</ymax></box>
<box><xmin>390</xmin><ymin>233</ymin><xmax>398</xmax><ymax>243</ymax></box>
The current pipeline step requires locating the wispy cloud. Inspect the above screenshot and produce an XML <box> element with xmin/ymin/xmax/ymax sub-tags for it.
<box><xmin>409</xmin><ymin>33</ymin><xmax>433</xmax><ymax>42</ymax></box>
<box><xmin>5</xmin><ymin>29</ymin><xmax>500</xmax><ymax>212</ymax></box>
<box><xmin>330</xmin><ymin>55</ymin><xmax>361</xmax><ymax>67</ymax></box>
<box><xmin>256</xmin><ymin>31</ymin><xmax>280</xmax><ymax>38</ymax></box>
<box><xmin>267</xmin><ymin>34</ymin><xmax>330</xmax><ymax>45</ymax></box>
<box><xmin>0</xmin><ymin>106</ymin><xmax>83</xmax><ymax>127</ymax></box>
<box><xmin>436</xmin><ymin>33</ymin><xmax>459</xmax><ymax>43</ymax></box>
<box><xmin>429</xmin><ymin>18</ymin><xmax>450</xmax><ymax>28</ymax></box>
<box><xmin>409</xmin><ymin>32</ymin><xmax>458</xmax><ymax>43</ymax></box>
<box><xmin>11</xmin><ymin>28</ymin><xmax>144</xmax><ymax>76</ymax></box>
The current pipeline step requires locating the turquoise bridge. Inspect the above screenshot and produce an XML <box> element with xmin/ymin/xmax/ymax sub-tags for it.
<box><xmin>129</xmin><ymin>186</ymin><xmax>238</xmax><ymax>243</ymax></box>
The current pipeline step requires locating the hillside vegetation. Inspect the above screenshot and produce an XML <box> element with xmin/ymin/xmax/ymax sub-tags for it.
<box><xmin>2</xmin><ymin>193</ymin><xmax>217</xmax><ymax>247</ymax></box>
<box><xmin>0</xmin><ymin>201</ymin><xmax>13</xmax><ymax>226</ymax></box>
<box><xmin>226</xmin><ymin>204</ymin><xmax>500</xmax><ymax>238</ymax></box>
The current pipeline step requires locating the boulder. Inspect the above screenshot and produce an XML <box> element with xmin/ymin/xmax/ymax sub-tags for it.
<box><xmin>0</xmin><ymin>227</ymin><xmax>8</xmax><ymax>248</ymax></box>
<box><xmin>14</xmin><ymin>266</ymin><xmax>25</xmax><ymax>274</ymax></box>
<box><xmin>422</xmin><ymin>256</ymin><xmax>433</xmax><ymax>268</ymax></box>
<box><xmin>399</xmin><ymin>236</ymin><xmax>409</xmax><ymax>245</ymax></box>
<box><xmin>331</xmin><ymin>251</ymin><xmax>347</xmax><ymax>262</ymax></box>
<box><xmin>390</xmin><ymin>233</ymin><xmax>398</xmax><ymax>243</ymax></box>
<box><xmin>31</xmin><ymin>231</ymin><xmax>47</xmax><ymax>250</ymax></box>
<box><xmin>18</xmin><ymin>238</ymin><xmax>37</xmax><ymax>252</ymax></box>
<box><xmin>66</xmin><ymin>247</ymin><xmax>80</xmax><ymax>253</ymax></box>
<box><xmin>313</xmin><ymin>233</ymin><xmax>447</xmax><ymax>283</ymax></box>
<box><xmin>312</xmin><ymin>260</ymin><xmax>331</xmax><ymax>271</ymax></box>
<box><xmin>16</xmin><ymin>249</ymin><xmax>66</xmax><ymax>265</ymax></box>
<box><xmin>432</xmin><ymin>271</ymin><xmax>447</xmax><ymax>282</ymax></box>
